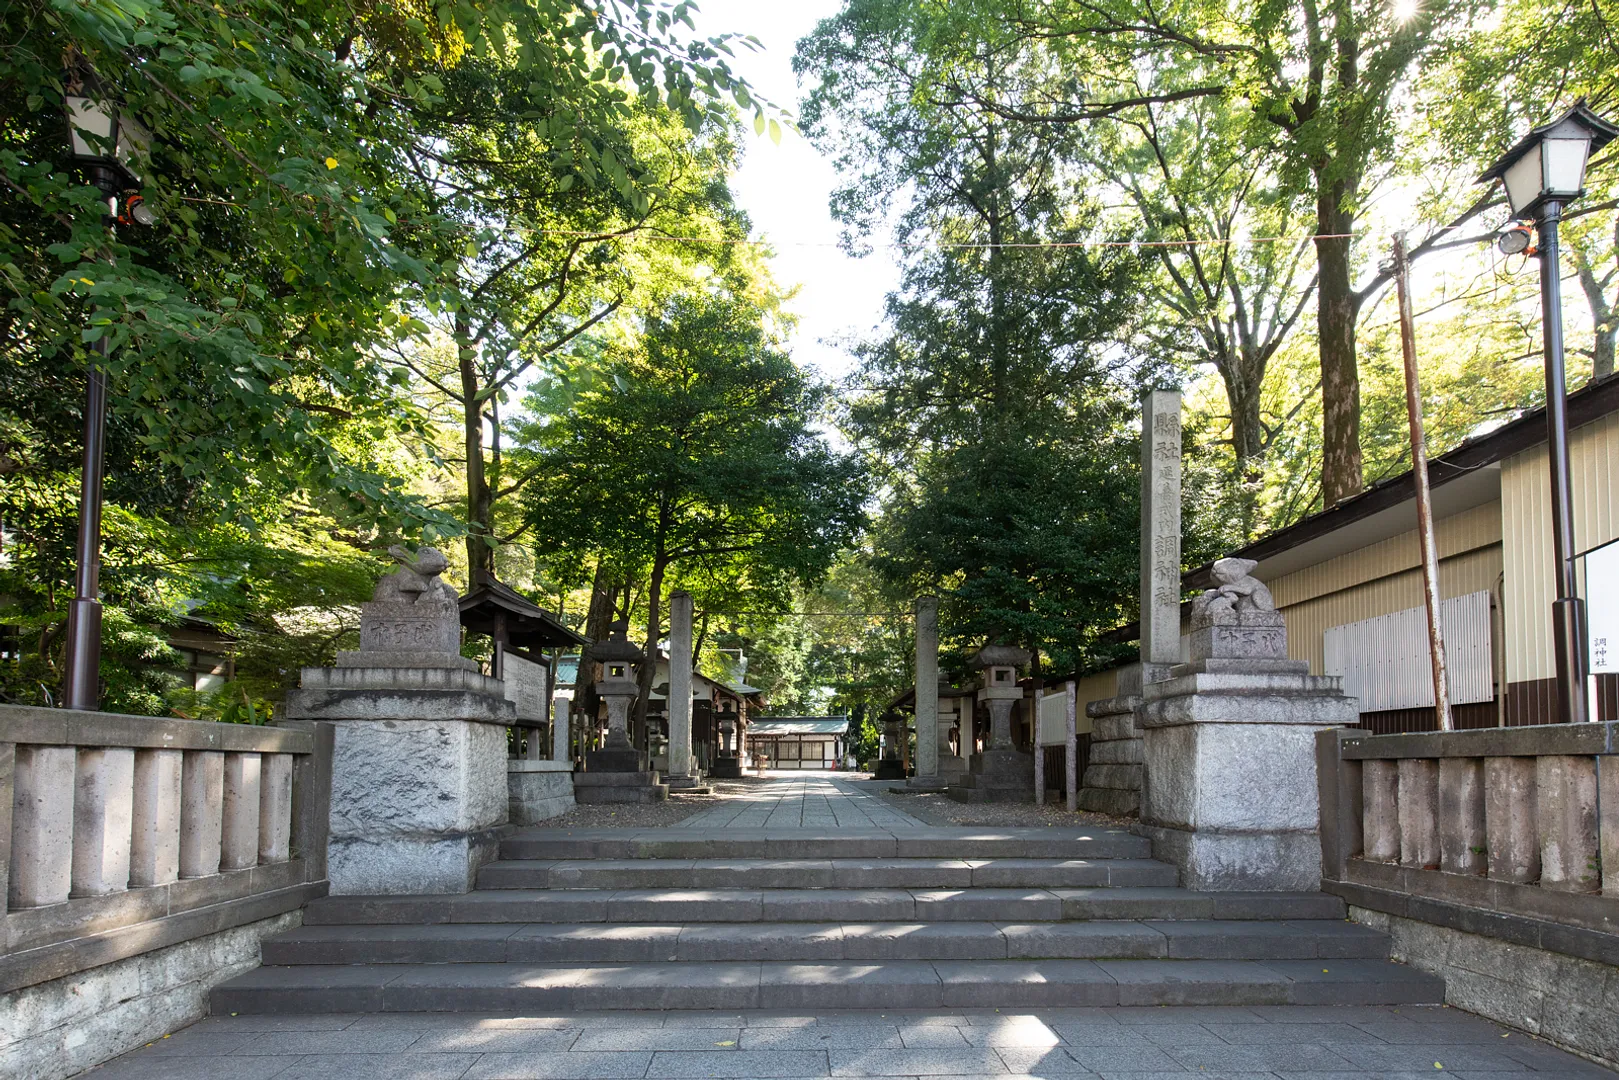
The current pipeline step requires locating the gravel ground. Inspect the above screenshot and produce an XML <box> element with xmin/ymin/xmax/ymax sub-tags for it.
<box><xmin>872</xmin><ymin>784</ymin><xmax>1132</xmax><ymax>829</ymax></box>
<box><xmin>531</xmin><ymin>776</ymin><xmax>780</xmax><ymax>829</ymax></box>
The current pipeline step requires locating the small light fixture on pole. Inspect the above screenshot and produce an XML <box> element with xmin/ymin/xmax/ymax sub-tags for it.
<box><xmin>60</xmin><ymin>66</ymin><xmax>150</xmax><ymax>711</ymax></box>
<box><xmin>1480</xmin><ymin>100</ymin><xmax>1619</xmax><ymax>725</ymax></box>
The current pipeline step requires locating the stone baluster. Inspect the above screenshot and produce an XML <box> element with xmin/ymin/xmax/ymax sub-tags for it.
<box><xmin>1484</xmin><ymin>757</ymin><xmax>1539</xmax><ymax>884</ymax></box>
<box><xmin>179</xmin><ymin>750</ymin><xmax>224</xmax><ymax>879</ymax></box>
<box><xmin>130</xmin><ymin>749</ymin><xmax>183</xmax><ymax>887</ymax></box>
<box><xmin>10</xmin><ymin>746</ymin><xmax>76</xmax><ymax>907</ymax></box>
<box><xmin>221</xmin><ymin>752</ymin><xmax>262</xmax><ymax>871</ymax></box>
<box><xmin>1602</xmin><ymin>759</ymin><xmax>1619</xmax><ymax>897</ymax></box>
<box><xmin>71</xmin><ymin>747</ymin><xmax>136</xmax><ymax>897</ymax></box>
<box><xmin>0</xmin><ymin>741</ymin><xmax>12</xmax><ymax>913</ymax></box>
<box><xmin>1537</xmin><ymin>755</ymin><xmax>1598</xmax><ymax>893</ymax></box>
<box><xmin>1396</xmin><ymin>759</ymin><xmax>1439</xmax><ymax>869</ymax></box>
<box><xmin>258</xmin><ymin>752</ymin><xmax>293</xmax><ymax>864</ymax></box>
<box><xmin>1362</xmin><ymin>759</ymin><xmax>1400</xmax><ymax>863</ymax></box>
<box><xmin>1438</xmin><ymin>757</ymin><xmax>1486</xmax><ymax>875</ymax></box>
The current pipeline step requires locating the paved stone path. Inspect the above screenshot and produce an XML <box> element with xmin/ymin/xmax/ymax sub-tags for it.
<box><xmin>83</xmin><ymin>1004</ymin><xmax>1614</xmax><ymax>1078</ymax></box>
<box><xmin>675</xmin><ymin>774</ymin><xmax>926</xmax><ymax>829</ymax></box>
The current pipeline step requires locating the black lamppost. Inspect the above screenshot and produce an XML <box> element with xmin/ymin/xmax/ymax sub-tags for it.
<box><xmin>60</xmin><ymin>71</ymin><xmax>149</xmax><ymax>711</ymax></box>
<box><xmin>1481</xmin><ymin>101</ymin><xmax>1619</xmax><ymax>725</ymax></box>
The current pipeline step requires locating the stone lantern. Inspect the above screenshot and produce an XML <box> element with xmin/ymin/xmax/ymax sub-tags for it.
<box><xmin>574</xmin><ymin>620</ymin><xmax>668</xmax><ymax>803</ymax></box>
<box><xmin>936</xmin><ymin>679</ymin><xmax>970</xmax><ymax>785</ymax></box>
<box><xmin>946</xmin><ymin>643</ymin><xmax>1034</xmax><ymax>803</ymax></box>
<box><xmin>874</xmin><ymin>712</ymin><xmax>907</xmax><ymax>780</ymax></box>
<box><xmin>711</xmin><ymin>700</ymin><xmax>743</xmax><ymax>778</ymax></box>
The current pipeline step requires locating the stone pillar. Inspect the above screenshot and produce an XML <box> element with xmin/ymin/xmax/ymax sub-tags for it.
<box><xmin>552</xmin><ymin>703</ymin><xmax>570</xmax><ymax>763</ymax></box>
<box><xmin>179</xmin><ymin>749</ymin><xmax>224</xmax><ymax>880</ymax></box>
<box><xmin>1537</xmin><ymin>755</ymin><xmax>1599</xmax><ymax>892</ymax></box>
<box><xmin>1485</xmin><ymin>757</ymin><xmax>1539</xmax><ymax>883</ymax></box>
<box><xmin>220</xmin><ymin>752</ymin><xmax>262</xmax><ymax>872</ymax></box>
<box><xmin>1140</xmin><ymin>388</ymin><xmax>1182</xmax><ymax>677</ymax></box>
<box><xmin>1438</xmin><ymin>757</ymin><xmax>1486</xmax><ymax>875</ymax></box>
<box><xmin>130</xmin><ymin>748</ymin><xmax>182</xmax><ymax>887</ymax></box>
<box><xmin>1064</xmin><ymin>680</ymin><xmax>1078</xmax><ymax>812</ymax></box>
<box><xmin>9</xmin><ymin>746</ymin><xmax>75</xmax><ymax>908</ymax></box>
<box><xmin>71</xmin><ymin>747</ymin><xmax>135</xmax><ymax>897</ymax></box>
<box><xmin>1362</xmin><ymin>759</ymin><xmax>1401</xmax><ymax>863</ymax></box>
<box><xmin>1139</xmin><ymin>558</ymin><xmax>1356</xmax><ymax>890</ymax></box>
<box><xmin>912</xmin><ymin>595</ymin><xmax>939</xmax><ymax>784</ymax></box>
<box><xmin>284</xmin><ymin>546</ymin><xmax>515</xmax><ymax>894</ymax></box>
<box><xmin>258</xmin><ymin>753</ymin><xmax>293</xmax><ymax>864</ymax></box>
<box><xmin>1396</xmin><ymin>758</ymin><xmax>1439</xmax><ymax>869</ymax></box>
<box><xmin>667</xmin><ymin>591</ymin><xmax>694</xmax><ymax>783</ymax></box>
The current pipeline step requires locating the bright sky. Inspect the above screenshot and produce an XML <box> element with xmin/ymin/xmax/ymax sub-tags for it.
<box><xmin>695</xmin><ymin>0</ymin><xmax>901</xmax><ymax>382</ymax></box>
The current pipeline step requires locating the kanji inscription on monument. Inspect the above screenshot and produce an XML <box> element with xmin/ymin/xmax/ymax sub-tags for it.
<box><xmin>1140</xmin><ymin>389</ymin><xmax>1183</xmax><ymax>668</ymax></box>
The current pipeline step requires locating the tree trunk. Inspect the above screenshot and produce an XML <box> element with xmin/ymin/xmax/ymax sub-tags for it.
<box><xmin>576</xmin><ymin>560</ymin><xmax>618</xmax><ymax>748</ymax></box>
<box><xmin>457</xmin><ymin>317</ymin><xmax>494</xmax><ymax>580</ymax></box>
<box><xmin>1574</xmin><ymin>252</ymin><xmax>1616</xmax><ymax>382</ymax></box>
<box><xmin>1314</xmin><ymin>180</ymin><xmax>1363</xmax><ymax>506</ymax></box>
<box><xmin>1219</xmin><ymin>351</ymin><xmax>1267</xmax><ymax>539</ymax></box>
<box><xmin>633</xmin><ymin>555</ymin><xmax>667</xmax><ymax>751</ymax></box>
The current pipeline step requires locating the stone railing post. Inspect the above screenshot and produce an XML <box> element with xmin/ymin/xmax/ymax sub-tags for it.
<box><xmin>1396</xmin><ymin>758</ymin><xmax>1439</xmax><ymax>870</ymax></box>
<box><xmin>1537</xmin><ymin>754</ymin><xmax>1598</xmax><ymax>893</ymax></box>
<box><xmin>1362</xmin><ymin>759</ymin><xmax>1400</xmax><ymax>863</ymax></box>
<box><xmin>1438</xmin><ymin>757</ymin><xmax>1486</xmax><ymax>875</ymax></box>
<box><xmin>1316</xmin><ymin>729</ymin><xmax>1363</xmax><ymax>881</ymax></box>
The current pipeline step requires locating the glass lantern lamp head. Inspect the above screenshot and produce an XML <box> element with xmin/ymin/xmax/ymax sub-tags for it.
<box><xmin>64</xmin><ymin>69</ymin><xmax>150</xmax><ymax>193</ymax></box>
<box><xmin>1479</xmin><ymin>100</ymin><xmax>1619</xmax><ymax>220</ymax></box>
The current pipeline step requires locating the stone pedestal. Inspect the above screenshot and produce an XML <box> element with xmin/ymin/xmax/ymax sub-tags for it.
<box><xmin>1138</xmin><ymin>605</ymin><xmax>1355</xmax><ymax>891</ymax></box>
<box><xmin>286</xmin><ymin>659</ymin><xmax>514</xmax><ymax>895</ymax></box>
<box><xmin>709</xmin><ymin>755</ymin><xmax>743</xmax><ymax>779</ymax></box>
<box><xmin>946</xmin><ymin>746</ymin><xmax>1034</xmax><ymax>803</ymax></box>
<box><xmin>284</xmin><ymin>549</ymin><xmax>514</xmax><ymax>895</ymax></box>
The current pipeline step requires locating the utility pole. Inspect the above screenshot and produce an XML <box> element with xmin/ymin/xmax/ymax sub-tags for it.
<box><xmin>1392</xmin><ymin>231</ymin><xmax>1453</xmax><ymax>732</ymax></box>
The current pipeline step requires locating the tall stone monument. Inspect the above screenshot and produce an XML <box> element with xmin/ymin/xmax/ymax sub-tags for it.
<box><xmin>285</xmin><ymin>547</ymin><xmax>513</xmax><ymax>894</ymax></box>
<box><xmin>664</xmin><ymin>591</ymin><xmax>707</xmax><ymax>792</ymax></box>
<box><xmin>946</xmin><ymin>645</ymin><xmax>1033</xmax><ymax>803</ymax></box>
<box><xmin>1078</xmin><ymin>389</ymin><xmax>1182</xmax><ymax>818</ymax></box>
<box><xmin>907</xmin><ymin>596</ymin><xmax>944</xmax><ymax>789</ymax></box>
<box><xmin>574</xmin><ymin>621</ymin><xmax>669</xmax><ymax>804</ymax></box>
<box><xmin>1139</xmin><ymin>557</ymin><xmax>1357</xmax><ymax>889</ymax></box>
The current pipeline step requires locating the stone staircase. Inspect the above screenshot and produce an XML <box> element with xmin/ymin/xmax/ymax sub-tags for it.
<box><xmin>212</xmin><ymin>826</ymin><xmax>1443</xmax><ymax>1012</ymax></box>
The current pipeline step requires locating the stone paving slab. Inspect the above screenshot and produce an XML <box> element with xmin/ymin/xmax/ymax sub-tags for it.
<box><xmin>81</xmin><ymin>1006</ymin><xmax>1615</xmax><ymax>1079</ymax></box>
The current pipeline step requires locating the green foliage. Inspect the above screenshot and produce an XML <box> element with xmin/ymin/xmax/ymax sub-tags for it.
<box><xmin>798</xmin><ymin>0</ymin><xmax>1159</xmax><ymax>673</ymax></box>
<box><xmin>0</xmin><ymin>0</ymin><xmax>775</xmax><ymax>708</ymax></box>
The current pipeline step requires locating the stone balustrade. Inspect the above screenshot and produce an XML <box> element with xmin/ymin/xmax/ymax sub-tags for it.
<box><xmin>1</xmin><ymin>704</ymin><xmax>331</xmax><ymax>993</ymax></box>
<box><xmin>1318</xmin><ymin>723</ymin><xmax>1619</xmax><ymax>949</ymax></box>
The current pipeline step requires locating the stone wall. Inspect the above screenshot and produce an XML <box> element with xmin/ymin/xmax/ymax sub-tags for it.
<box><xmin>509</xmin><ymin>760</ymin><xmax>576</xmax><ymax>824</ymax></box>
<box><xmin>0</xmin><ymin>909</ymin><xmax>301</xmax><ymax>1080</ymax></box>
<box><xmin>1351</xmin><ymin>906</ymin><xmax>1619</xmax><ymax>1070</ymax></box>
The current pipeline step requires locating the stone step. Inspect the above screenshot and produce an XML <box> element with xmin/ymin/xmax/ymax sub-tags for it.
<box><xmin>499</xmin><ymin>827</ymin><xmax>1152</xmax><ymax>861</ymax></box>
<box><xmin>475</xmin><ymin>857</ymin><xmax>1178</xmax><ymax>891</ymax></box>
<box><xmin>212</xmin><ymin>957</ymin><xmax>1444</xmax><ymax>1012</ymax></box>
<box><xmin>301</xmin><ymin>887</ymin><xmax>1346</xmax><ymax>925</ymax></box>
<box><xmin>260</xmin><ymin>919</ymin><xmax>1389</xmax><ymax>965</ymax></box>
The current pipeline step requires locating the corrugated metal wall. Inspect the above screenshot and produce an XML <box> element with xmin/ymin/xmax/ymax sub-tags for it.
<box><xmin>1278</xmin><ymin>542</ymin><xmax>1504</xmax><ymax>676</ymax></box>
<box><xmin>1323</xmin><ymin>590</ymin><xmax>1493</xmax><ymax>711</ymax></box>
<box><xmin>1501</xmin><ymin>411</ymin><xmax>1619</xmax><ymax>683</ymax></box>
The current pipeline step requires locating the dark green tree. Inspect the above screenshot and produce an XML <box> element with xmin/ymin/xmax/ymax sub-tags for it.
<box><xmin>518</xmin><ymin>289</ymin><xmax>868</xmax><ymax>732</ymax></box>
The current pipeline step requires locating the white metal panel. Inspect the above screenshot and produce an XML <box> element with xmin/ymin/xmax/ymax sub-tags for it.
<box><xmin>1323</xmin><ymin>590</ymin><xmax>1493</xmax><ymax>711</ymax></box>
<box><xmin>1038</xmin><ymin>690</ymin><xmax>1069</xmax><ymax>746</ymax></box>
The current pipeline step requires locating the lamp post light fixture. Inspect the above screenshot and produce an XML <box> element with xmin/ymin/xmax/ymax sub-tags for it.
<box><xmin>1480</xmin><ymin>100</ymin><xmax>1619</xmax><ymax>725</ymax></box>
<box><xmin>60</xmin><ymin>70</ymin><xmax>150</xmax><ymax>711</ymax></box>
